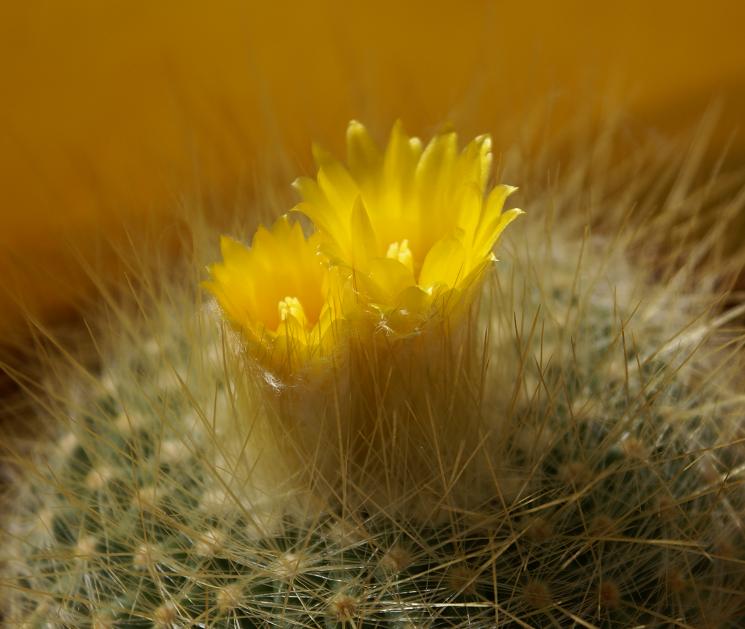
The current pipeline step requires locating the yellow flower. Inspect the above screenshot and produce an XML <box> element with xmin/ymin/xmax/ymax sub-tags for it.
<box><xmin>293</xmin><ymin>121</ymin><xmax>522</xmax><ymax>331</ymax></box>
<box><xmin>203</xmin><ymin>215</ymin><xmax>340</xmax><ymax>378</ymax></box>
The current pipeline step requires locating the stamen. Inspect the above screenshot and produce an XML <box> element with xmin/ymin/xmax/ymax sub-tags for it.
<box><xmin>386</xmin><ymin>239</ymin><xmax>414</xmax><ymax>272</ymax></box>
<box><xmin>278</xmin><ymin>296</ymin><xmax>308</xmax><ymax>327</ymax></box>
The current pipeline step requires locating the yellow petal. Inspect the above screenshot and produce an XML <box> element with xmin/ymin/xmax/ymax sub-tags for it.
<box><xmin>392</xmin><ymin>284</ymin><xmax>430</xmax><ymax>313</ymax></box>
<box><xmin>418</xmin><ymin>236</ymin><xmax>467</xmax><ymax>290</ymax></box>
<box><xmin>414</xmin><ymin>130</ymin><xmax>459</xmax><ymax>248</ymax></box>
<box><xmin>415</xmin><ymin>129</ymin><xmax>458</xmax><ymax>196</ymax></box>
<box><xmin>292</xmin><ymin>176</ymin><xmax>329</xmax><ymax>212</ymax></box>
<box><xmin>347</xmin><ymin>120</ymin><xmax>382</xmax><ymax>183</ymax></box>
<box><xmin>483</xmin><ymin>184</ymin><xmax>518</xmax><ymax>223</ymax></box>
<box><xmin>382</xmin><ymin>120</ymin><xmax>422</xmax><ymax>193</ymax></box>
<box><xmin>350</xmin><ymin>197</ymin><xmax>379</xmax><ymax>265</ymax></box>
<box><xmin>458</xmin><ymin>133</ymin><xmax>492</xmax><ymax>193</ymax></box>
<box><xmin>474</xmin><ymin>207</ymin><xmax>524</xmax><ymax>259</ymax></box>
<box><xmin>366</xmin><ymin>257</ymin><xmax>416</xmax><ymax>302</ymax></box>
<box><xmin>317</xmin><ymin>162</ymin><xmax>359</xmax><ymax>215</ymax></box>
<box><xmin>452</xmin><ymin>182</ymin><xmax>484</xmax><ymax>248</ymax></box>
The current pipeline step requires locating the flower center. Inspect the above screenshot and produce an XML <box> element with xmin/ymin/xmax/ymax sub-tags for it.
<box><xmin>278</xmin><ymin>296</ymin><xmax>308</xmax><ymax>328</ymax></box>
<box><xmin>385</xmin><ymin>239</ymin><xmax>414</xmax><ymax>272</ymax></box>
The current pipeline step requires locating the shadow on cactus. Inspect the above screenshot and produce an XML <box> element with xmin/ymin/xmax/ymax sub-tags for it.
<box><xmin>2</xmin><ymin>120</ymin><xmax>745</xmax><ymax>628</ymax></box>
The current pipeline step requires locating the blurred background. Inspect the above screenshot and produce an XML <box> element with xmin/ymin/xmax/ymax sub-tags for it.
<box><xmin>1</xmin><ymin>0</ymin><xmax>744</xmax><ymax>409</ymax></box>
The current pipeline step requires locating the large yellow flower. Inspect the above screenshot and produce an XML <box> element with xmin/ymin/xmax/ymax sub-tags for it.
<box><xmin>203</xmin><ymin>215</ymin><xmax>340</xmax><ymax>378</ymax></box>
<box><xmin>293</xmin><ymin>121</ymin><xmax>522</xmax><ymax>331</ymax></box>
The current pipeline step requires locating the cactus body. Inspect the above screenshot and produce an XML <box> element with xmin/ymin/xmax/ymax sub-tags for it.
<box><xmin>3</xmin><ymin>129</ymin><xmax>745</xmax><ymax>628</ymax></box>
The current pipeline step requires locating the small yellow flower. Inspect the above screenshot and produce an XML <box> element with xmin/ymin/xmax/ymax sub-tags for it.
<box><xmin>203</xmin><ymin>215</ymin><xmax>340</xmax><ymax>377</ymax></box>
<box><xmin>293</xmin><ymin>121</ymin><xmax>522</xmax><ymax>331</ymax></box>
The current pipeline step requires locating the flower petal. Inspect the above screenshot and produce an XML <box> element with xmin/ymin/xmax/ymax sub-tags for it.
<box><xmin>474</xmin><ymin>207</ymin><xmax>524</xmax><ymax>260</ymax></box>
<box><xmin>415</xmin><ymin>129</ymin><xmax>458</xmax><ymax>201</ymax></box>
<box><xmin>292</xmin><ymin>177</ymin><xmax>342</xmax><ymax>238</ymax></box>
<box><xmin>366</xmin><ymin>257</ymin><xmax>416</xmax><ymax>303</ymax></box>
<box><xmin>347</xmin><ymin>119</ymin><xmax>382</xmax><ymax>184</ymax></box>
<box><xmin>350</xmin><ymin>197</ymin><xmax>379</xmax><ymax>266</ymax></box>
<box><xmin>458</xmin><ymin>133</ymin><xmax>492</xmax><ymax>193</ymax></box>
<box><xmin>419</xmin><ymin>236</ymin><xmax>467</xmax><ymax>290</ymax></box>
<box><xmin>382</xmin><ymin>120</ymin><xmax>422</xmax><ymax>194</ymax></box>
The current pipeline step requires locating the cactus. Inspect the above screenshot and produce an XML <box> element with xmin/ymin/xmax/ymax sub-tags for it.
<box><xmin>3</xmin><ymin>121</ymin><xmax>745</xmax><ymax>628</ymax></box>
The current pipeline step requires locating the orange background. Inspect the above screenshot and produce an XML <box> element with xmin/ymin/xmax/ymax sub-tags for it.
<box><xmin>1</xmin><ymin>0</ymin><xmax>745</xmax><ymax>341</ymax></box>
